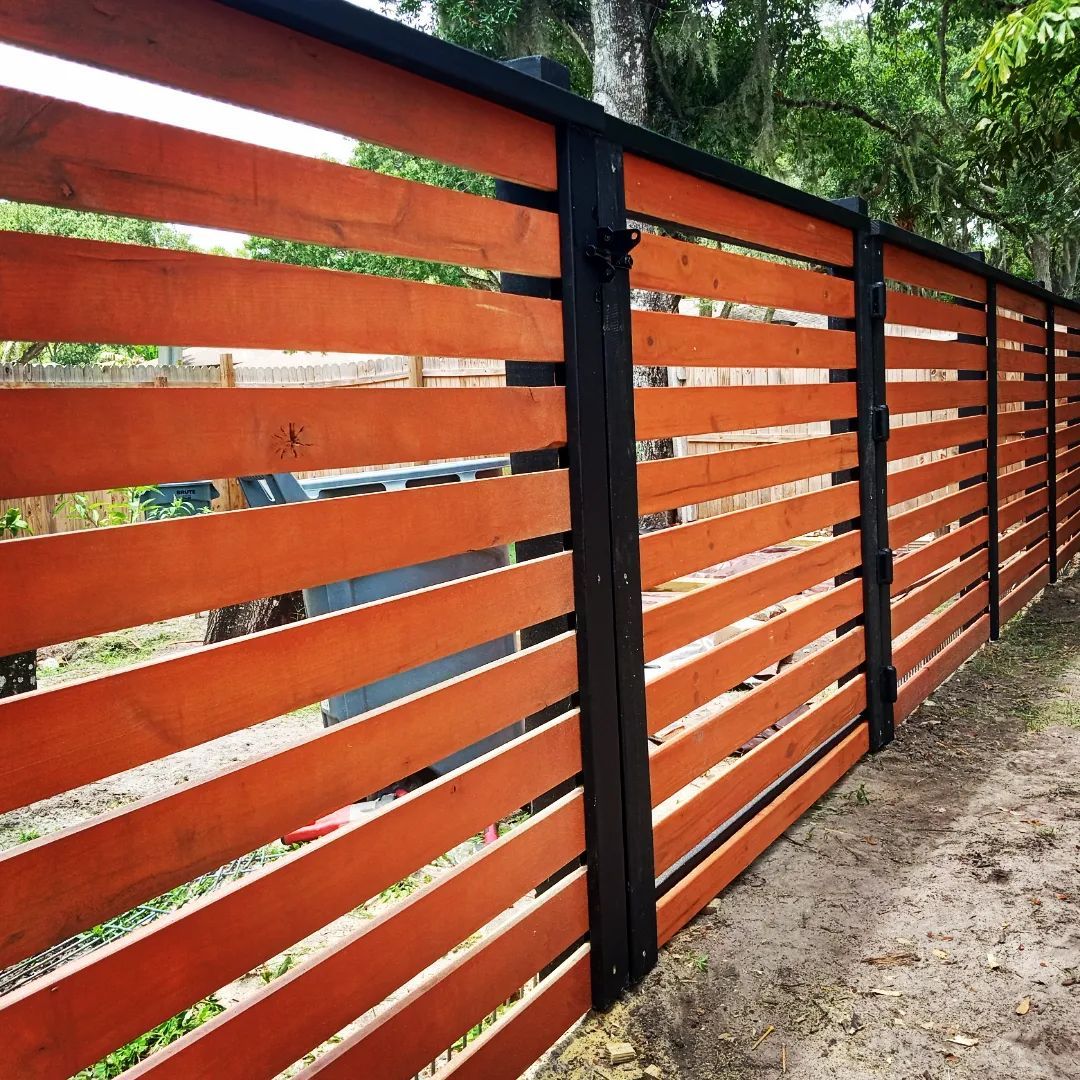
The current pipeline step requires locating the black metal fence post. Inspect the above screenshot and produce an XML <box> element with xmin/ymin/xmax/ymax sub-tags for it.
<box><xmin>855</xmin><ymin>224</ymin><xmax>895</xmax><ymax>751</ymax></box>
<box><xmin>987</xmin><ymin>282</ymin><xmax>1001</xmax><ymax>639</ymax></box>
<box><xmin>556</xmin><ymin>121</ymin><xmax>657</xmax><ymax>1006</ymax></box>
<box><xmin>1048</xmin><ymin>303</ymin><xmax>1058</xmax><ymax>581</ymax></box>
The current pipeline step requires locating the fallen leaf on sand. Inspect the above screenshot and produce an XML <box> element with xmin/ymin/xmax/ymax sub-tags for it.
<box><xmin>1016</xmin><ymin>998</ymin><xmax>1031</xmax><ymax>1015</ymax></box>
<box><xmin>864</xmin><ymin>952</ymin><xmax>918</xmax><ymax>966</ymax></box>
<box><xmin>949</xmin><ymin>1035</ymin><xmax>979</xmax><ymax>1048</ymax></box>
<box><xmin>987</xmin><ymin>953</ymin><xmax>1002</xmax><ymax>970</ymax></box>
<box><xmin>933</xmin><ymin>949</ymin><xmax>950</xmax><ymax>960</ymax></box>
<box><xmin>867</xmin><ymin>988</ymin><xmax>903</xmax><ymax>997</ymax></box>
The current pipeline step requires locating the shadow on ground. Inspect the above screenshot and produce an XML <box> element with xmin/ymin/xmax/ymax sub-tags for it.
<box><xmin>538</xmin><ymin>569</ymin><xmax>1080</xmax><ymax>1080</ymax></box>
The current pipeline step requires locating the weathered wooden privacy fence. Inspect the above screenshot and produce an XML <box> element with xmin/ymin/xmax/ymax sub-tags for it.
<box><xmin>1</xmin><ymin>1</ymin><xmax>1078</xmax><ymax>1076</ymax></box>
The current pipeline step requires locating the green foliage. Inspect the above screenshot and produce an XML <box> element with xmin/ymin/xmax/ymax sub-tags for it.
<box><xmin>0</xmin><ymin>202</ymin><xmax>192</xmax><ymax>365</ymax></box>
<box><xmin>1</xmin><ymin>507</ymin><xmax>31</xmax><ymax>538</ymax></box>
<box><xmin>75</xmin><ymin>998</ymin><xmax>225</xmax><ymax>1078</ymax></box>
<box><xmin>245</xmin><ymin>142</ymin><xmax>498</xmax><ymax>289</ymax></box>
<box><xmin>55</xmin><ymin>487</ymin><xmax>159</xmax><ymax>529</ymax></box>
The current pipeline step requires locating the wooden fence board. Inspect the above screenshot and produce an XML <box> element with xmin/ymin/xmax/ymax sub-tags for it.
<box><xmin>883</xmin><ymin>245</ymin><xmax>987</xmax><ymax>302</ymax></box>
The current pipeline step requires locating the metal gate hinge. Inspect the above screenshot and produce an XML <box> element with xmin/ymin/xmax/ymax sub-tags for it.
<box><xmin>585</xmin><ymin>226</ymin><xmax>641</xmax><ymax>282</ymax></box>
<box><xmin>872</xmin><ymin>404</ymin><xmax>890</xmax><ymax>442</ymax></box>
<box><xmin>877</xmin><ymin>547</ymin><xmax>894</xmax><ymax>585</ymax></box>
<box><xmin>869</xmin><ymin>280</ymin><xmax>887</xmax><ymax>319</ymax></box>
<box><xmin>881</xmin><ymin>665</ymin><xmax>898</xmax><ymax>704</ymax></box>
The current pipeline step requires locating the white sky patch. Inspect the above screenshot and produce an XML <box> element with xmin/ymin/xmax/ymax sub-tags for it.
<box><xmin>0</xmin><ymin>0</ymin><xmax>390</xmax><ymax>250</ymax></box>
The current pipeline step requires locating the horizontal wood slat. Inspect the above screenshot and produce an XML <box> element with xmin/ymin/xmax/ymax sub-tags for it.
<box><xmin>999</xmin><ymin>513</ymin><xmax>1048</xmax><ymax>563</ymax></box>
<box><xmin>887</xmin><ymin>449</ymin><xmax>986</xmax><ymax>507</ymax></box>
<box><xmin>997</xmin><ymin>317</ymin><xmax>1047</xmax><ymax>348</ymax></box>
<box><xmin>0</xmin><ymin>0</ymin><xmax>556</xmax><ymax>187</ymax></box>
<box><xmin>883</xmin><ymin>245</ymin><xmax>987</xmax><ymax>303</ymax></box>
<box><xmin>890</xmin><ymin>484</ymin><xmax>988</xmax><ymax>545</ymax></box>
<box><xmin>997</xmin><ymin>349</ymin><xmax>1049</xmax><ymax>374</ymax></box>
<box><xmin>894</xmin><ymin>583</ymin><xmax>988</xmax><ymax>681</ymax></box>
<box><xmin>0</xmin><ymin>553</ymin><xmax>573</xmax><ymax>817</ymax></box>
<box><xmin>646</xmin><ymin>579</ymin><xmax>862</xmax><ymax>735</ymax></box>
<box><xmin>2</xmin><ymin>641</ymin><xmax>578</xmax><ymax>994</ymax></box>
<box><xmin>657</xmin><ymin>724</ymin><xmax>868</xmax><ymax>945</ymax></box>
<box><xmin>637</xmin><ymin>433</ymin><xmax>858</xmax><ymax>516</ymax></box>
<box><xmin>886</xmin><ymin>291</ymin><xmax>985</xmax><ymax>336</ymax></box>
<box><xmin>999</xmin><ymin>435</ymin><xmax>1048</xmax><ymax>468</ymax></box>
<box><xmin>1000</xmin><ymin>566</ymin><xmax>1049</xmax><ymax>623</ymax></box>
<box><xmin>631</xmin><ymin>310</ymin><xmax>854</xmax><ymax>369</ymax></box>
<box><xmin>892</xmin><ymin>519</ymin><xmax>988</xmax><ymax>596</ymax></box>
<box><xmin>634</xmin><ymin>384</ymin><xmax>856</xmax><ymax>442</ymax></box>
<box><xmin>0</xmin><ymin>385</ymin><xmax>565</xmax><ymax>500</ymax></box>
<box><xmin>650</xmin><ymin>630</ymin><xmax>864</xmax><ymax>806</ymax></box>
<box><xmin>0</xmin><ymin>713</ymin><xmax>581</xmax><ymax>1041</ymax></box>
<box><xmin>0</xmin><ymin>232</ymin><xmax>563</xmax><ymax>360</ymax></box>
<box><xmin>642</xmin><ymin>533</ymin><xmax>861</xmax><ymax>662</ymax></box>
<box><xmin>998</xmin><ymin>379</ymin><xmax>1049</xmax><ymax>405</ymax></box>
<box><xmin>999</xmin><ymin>407</ymin><xmax>1048</xmax><ymax>437</ymax></box>
<box><xmin>999</xmin><ymin>460</ymin><xmax>1048</xmax><ymax>502</ymax></box>
<box><xmin>0</xmin><ymin>87</ymin><xmax>560</xmax><ymax>278</ymax></box>
<box><xmin>1</xmin><ymin>470</ymin><xmax>571</xmax><ymax>654</ymax></box>
<box><xmin>631</xmin><ymin>233</ymin><xmax>854</xmax><ymax>317</ymax></box>
<box><xmin>896</xmin><ymin>616</ymin><xmax>989</xmax><ymax>723</ymax></box>
<box><xmin>439</xmin><ymin>947</ymin><xmax>591</xmax><ymax>1080</ymax></box>
<box><xmin>624</xmin><ymin>155</ymin><xmax>853</xmax><ymax>266</ymax></box>
<box><xmin>303</xmin><ymin>871</ymin><xmax>588</xmax><ymax>1079</ymax></box>
<box><xmin>13</xmin><ymin>792</ymin><xmax>584</xmax><ymax>1080</ymax></box>
<box><xmin>888</xmin><ymin>380</ymin><xmax>985</xmax><ymax>414</ymax></box>
<box><xmin>1001</xmin><ymin>539</ymin><xmax>1050</xmax><ymax>596</ymax></box>
<box><xmin>639</xmin><ymin>482</ymin><xmax>860</xmax><ymax>589</ymax></box>
<box><xmin>891</xmin><ymin>551</ymin><xmax>988</xmax><ymax>638</ymax></box>
<box><xmin>884</xmin><ymin>335</ymin><xmax>987</xmax><ymax>371</ymax></box>
<box><xmin>887</xmin><ymin>416</ymin><xmax>987</xmax><ymax>461</ymax></box>
<box><xmin>653</xmin><ymin>677</ymin><xmax>866</xmax><ymax>875</ymax></box>
<box><xmin>998</xmin><ymin>286</ymin><xmax>1047</xmax><ymax>321</ymax></box>
<box><xmin>999</xmin><ymin>487</ymin><xmax>1049</xmax><ymax>532</ymax></box>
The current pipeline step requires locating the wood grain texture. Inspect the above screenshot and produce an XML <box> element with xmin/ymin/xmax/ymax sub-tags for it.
<box><xmin>642</xmin><ymin>533</ymin><xmax>862</xmax><ymax>661</ymax></box>
<box><xmin>888</xmin><ymin>380</ymin><xmax>986</xmax><ymax>414</ymax></box>
<box><xmin>894</xmin><ymin>583</ymin><xmax>989</xmax><ymax>680</ymax></box>
<box><xmin>885</xmin><ymin>335</ymin><xmax>987</xmax><ymax>371</ymax></box>
<box><xmin>998</xmin><ymin>286</ymin><xmax>1047</xmax><ymax>322</ymax></box>
<box><xmin>0</xmin><ymin>0</ymin><xmax>556</xmax><ymax>187</ymax></box>
<box><xmin>634</xmin><ymin>383</ymin><xmax>856</xmax><ymax>441</ymax></box>
<box><xmin>889</xmin><ymin>484</ymin><xmax>988</xmax><ymax>545</ymax></box>
<box><xmin>631</xmin><ymin>232</ymin><xmax>854</xmax><ymax>316</ymax></box>
<box><xmin>1</xmin><ymin>470</ymin><xmax>570</xmax><ymax>654</ymax></box>
<box><xmin>0</xmin><ymin>88</ymin><xmax>560</xmax><ymax>277</ymax></box>
<box><xmin>632</xmin><ymin>309</ymin><xmax>854</xmax><ymax>368</ymax></box>
<box><xmin>624</xmin><ymin>154</ymin><xmax>853</xmax><ymax>266</ymax></box>
<box><xmin>657</xmin><ymin>725</ymin><xmax>868</xmax><ymax>944</ymax></box>
<box><xmin>886</xmin><ymin>291</ymin><xmax>985</xmax><ymax>336</ymax></box>
<box><xmin>887</xmin><ymin>449</ymin><xmax>987</xmax><ymax>506</ymax></box>
<box><xmin>999</xmin><ymin>407</ymin><xmax>1048</xmax><ymax>437</ymax></box>
<box><xmin>301</xmin><ymin>871</ymin><xmax>589</xmax><ymax>1080</ymax></box>
<box><xmin>650</xmin><ymin>630</ymin><xmax>864</xmax><ymax>805</ymax></box>
<box><xmin>0</xmin><ymin>385</ymin><xmax>565</xmax><ymax>499</ymax></box>
<box><xmin>0</xmin><ymin>713</ymin><xmax>581</xmax><ymax>1037</ymax></box>
<box><xmin>892</xmin><ymin>519</ymin><xmax>988</xmax><ymax>595</ymax></box>
<box><xmin>891</xmin><ymin>551</ymin><xmax>988</xmax><ymax>638</ymax></box>
<box><xmin>883</xmin><ymin>245</ymin><xmax>987</xmax><ymax>302</ymax></box>
<box><xmin>896</xmin><ymin>616</ymin><xmax>989</xmax><ymax>723</ymax></box>
<box><xmin>0</xmin><ymin>233</ymin><xmax>563</xmax><ymax>359</ymax></box>
<box><xmin>0</xmin><ymin>553</ymin><xmax>573</xmax><ymax>818</ymax></box>
<box><xmin>653</xmin><ymin>677</ymin><xmax>865</xmax><ymax>874</ymax></box>
<box><xmin>128</xmin><ymin>795</ymin><xmax>585</xmax><ymax>1080</ymax></box>
<box><xmin>638</xmin><ymin>482</ymin><xmax>860</xmax><ymax>589</ymax></box>
<box><xmin>887</xmin><ymin>416</ymin><xmax>987</xmax><ymax>462</ymax></box>
<box><xmin>637</xmin><ymin>433</ymin><xmax>858</xmax><ymax>515</ymax></box>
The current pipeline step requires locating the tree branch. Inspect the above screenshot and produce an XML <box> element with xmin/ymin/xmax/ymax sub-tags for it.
<box><xmin>773</xmin><ymin>92</ymin><xmax>904</xmax><ymax>139</ymax></box>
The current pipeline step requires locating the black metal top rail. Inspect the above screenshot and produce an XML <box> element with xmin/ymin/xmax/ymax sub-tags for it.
<box><xmin>217</xmin><ymin>0</ymin><xmax>1079</xmax><ymax>317</ymax></box>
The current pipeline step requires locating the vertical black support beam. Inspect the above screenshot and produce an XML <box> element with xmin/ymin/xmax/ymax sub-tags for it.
<box><xmin>987</xmin><ymin>283</ymin><xmax>1001</xmax><ymax>639</ymax></box>
<box><xmin>556</xmin><ymin>122</ymin><xmax>656</xmax><ymax>1006</ymax></box>
<box><xmin>828</xmin><ymin>198</ymin><xmax>865</xmax><ymax>650</ymax></box>
<box><xmin>1048</xmin><ymin>303</ymin><xmax>1058</xmax><ymax>581</ymax></box>
<box><xmin>957</xmin><ymin>252</ymin><xmax>989</xmax><ymax>531</ymax></box>
<box><xmin>854</xmin><ymin>225</ymin><xmax>895</xmax><ymax>751</ymax></box>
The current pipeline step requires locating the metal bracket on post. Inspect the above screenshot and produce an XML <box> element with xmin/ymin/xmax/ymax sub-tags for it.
<box><xmin>855</xmin><ymin>224</ymin><xmax>895</xmax><ymax>751</ymax></box>
<box><xmin>585</xmin><ymin>227</ymin><xmax>641</xmax><ymax>282</ymax></box>
<box><xmin>556</xmin><ymin>122</ymin><xmax>656</xmax><ymax>1007</ymax></box>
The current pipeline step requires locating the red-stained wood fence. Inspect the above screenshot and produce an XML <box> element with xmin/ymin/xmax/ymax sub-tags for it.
<box><xmin>1</xmin><ymin>2</ymin><xmax>1078</xmax><ymax>1077</ymax></box>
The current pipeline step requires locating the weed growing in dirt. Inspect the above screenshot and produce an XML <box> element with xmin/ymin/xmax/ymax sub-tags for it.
<box><xmin>257</xmin><ymin>954</ymin><xmax>295</xmax><ymax>984</ymax></box>
<box><xmin>843</xmin><ymin>783</ymin><xmax>872</xmax><ymax>806</ymax></box>
<box><xmin>1022</xmin><ymin>696</ymin><xmax>1080</xmax><ymax>732</ymax></box>
<box><xmin>75</xmin><ymin>997</ymin><xmax>224</xmax><ymax>1078</ymax></box>
<box><xmin>16</xmin><ymin>828</ymin><xmax>39</xmax><ymax>843</ymax></box>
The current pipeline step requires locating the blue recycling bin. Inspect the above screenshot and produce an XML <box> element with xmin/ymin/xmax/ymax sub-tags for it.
<box><xmin>239</xmin><ymin>459</ymin><xmax>519</xmax><ymax>779</ymax></box>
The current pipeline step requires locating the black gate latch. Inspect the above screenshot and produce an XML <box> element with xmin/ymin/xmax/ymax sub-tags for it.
<box><xmin>585</xmin><ymin>226</ymin><xmax>641</xmax><ymax>282</ymax></box>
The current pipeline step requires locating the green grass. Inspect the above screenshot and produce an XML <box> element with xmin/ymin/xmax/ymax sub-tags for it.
<box><xmin>1021</xmin><ymin>696</ymin><xmax>1080</xmax><ymax>732</ymax></box>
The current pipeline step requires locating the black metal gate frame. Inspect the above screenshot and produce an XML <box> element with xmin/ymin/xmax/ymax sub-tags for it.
<box><xmin>218</xmin><ymin>0</ymin><xmax>1080</xmax><ymax>1010</ymax></box>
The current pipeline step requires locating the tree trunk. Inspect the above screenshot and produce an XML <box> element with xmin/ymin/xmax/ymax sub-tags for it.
<box><xmin>0</xmin><ymin>651</ymin><xmax>36</xmax><ymax>698</ymax></box>
<box><xmin>1027</xmin><ymin>235</ymin><xmax>1052</xmax><ymax>290</ymax></box>
<box><xmin>592</xmin><ymin>0</ymin><xmax>678</xmax><ymax>530</ymax></box>
<box><xmin>203</xmin><ymin>592</ymin><xmax>305</xmax><ymax>645</ymax></box>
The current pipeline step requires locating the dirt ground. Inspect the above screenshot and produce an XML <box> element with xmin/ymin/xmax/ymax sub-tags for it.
<box><xmin>540</xmin><ymin>570</ymin><xmax>1080</xmax><ymax>1080</ymax></box>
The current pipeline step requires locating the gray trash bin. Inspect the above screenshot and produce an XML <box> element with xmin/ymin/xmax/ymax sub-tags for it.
<box><xmin>140</xmin><ymin>481</ymin><xmax>219</xmax><ymax>517</ymax></box>
<box><xmin>238</xmin><ymin>458</ymin><xmax>519</xmax><ymax>783</ymax></box>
